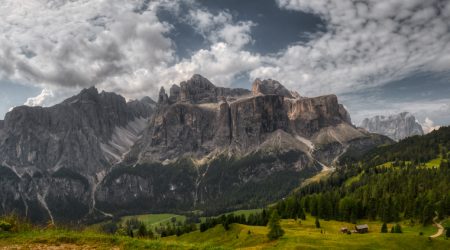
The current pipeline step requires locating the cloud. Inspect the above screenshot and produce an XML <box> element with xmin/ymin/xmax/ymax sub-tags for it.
<box><xmin>1</xmin><ymin>0</ymin><xmax>450</xmax><ymax>128</ymax></box>
<box><xmin>170</xmin><ymin>42</ymin><xmax>261</xmax><ymax>87</ymax></box>
<box><xmin>24</xmin><ymin>89</ymin><xmax>54</xmax><ymax>107</ymax></box>
<box><xmin>187</xmin><ymin>9</ymin><xmax>255</xmax><ymax>49</ymax></box>
<box><xmin>249</xmin><ymin>0</ymin><xmax>450</xmax><ymax>96</ymax></box>
<box><xmin>421</xmin><ymin>117</ymin><xmax>441</xmax><ymax>134</ymax></box>
<box><xmin>0</xmin><ymin>0</ymin><xmax>177</xmax><ymax>99</ymax></box>
<box><xmin>0</xmin><ymin>0</ymin><xmax>260</xmax><ymax>103</ymax></box>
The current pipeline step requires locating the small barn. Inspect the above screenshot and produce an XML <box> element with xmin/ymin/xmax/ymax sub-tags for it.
<box><xmin>355</xmin><ymin>224</ymin><xmax>369</xmax><ymax>233</ymax></box>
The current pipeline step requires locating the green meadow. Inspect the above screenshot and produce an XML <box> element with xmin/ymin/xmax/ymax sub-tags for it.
<box><xmin>2</xmin><ymin>215</ymin><xmax>448</xmax><ymax>249</ymax></box>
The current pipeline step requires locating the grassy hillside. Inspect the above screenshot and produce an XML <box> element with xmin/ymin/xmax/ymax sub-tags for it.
<box><xmin>0</xmin><ymin>229</ymin><xmax>215</xmax><ymax>250</ymax></box>
<box><xmin>270</xmin><ymin>127</ymin><xmax>450</xmax><ymax>227</ymax></box>
<box><xmin>341</xmin><ymin>126</ymin><xmax>450</xmax><ymax>167</ymax></box>
<box><xmin>2</xmin><ymin>216</ymin><xmax>448</xmax><ymax>250</ymax></box>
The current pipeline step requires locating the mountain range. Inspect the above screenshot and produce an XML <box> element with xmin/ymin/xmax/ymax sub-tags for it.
<box><xmin>0</xmin><ymin>75</ymin><xmax>392</xmax><ymax>223</ymax></box>
<box><xmin>360</xmin><ymin>112</ymin><xmax>424</xmax><ymax>141</ymax></box>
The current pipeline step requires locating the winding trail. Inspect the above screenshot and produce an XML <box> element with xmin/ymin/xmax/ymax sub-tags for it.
<box><xmin>430</xmin><ymin>212</ymin><xmax>444</xmax><ymax>238</ymax></box>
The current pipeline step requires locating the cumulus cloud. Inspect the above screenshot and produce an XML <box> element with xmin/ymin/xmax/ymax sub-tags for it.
<box><xmin>24</xmin><ymin>89</ymin><xmax>54</xmax><ymax>107</ymax></box>
<box><xmin>0</xmin><ymin>0</ymin><xmax>261</xmax><ymax>103</ymax></box>
<box><xmin>187</xmin><ymin>9</ymin><xmax>255</xmax><ymax>48</ymax></box>
<box><xmin>0</xmin><ymin>0</ymin><xmax>177</xmax><ymax>99</ymax></box>
<box><xmin>1</xmin><ymin>0</ymin><xmax>450</xmax><ymax>129</ymax></box>
<box><xmin>249</xmin><ymin>0</ymin><xmax>450</xmax><ymax>96</ymax></box>
<box><xmin>421</xmin><ymin>117</ymin><xmax>441</xmax><ymax>134</ymax></box>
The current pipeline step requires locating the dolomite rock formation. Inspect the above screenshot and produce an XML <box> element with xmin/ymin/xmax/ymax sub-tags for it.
<box><xmin>360</xmin><ymin>112</ymin><xmax>424</xmax><ymax>141</ymax></box>
<box><xmin>0</xmin><ymin>74</ymin><xmax>391</xmax><ymax>223</ymax></box>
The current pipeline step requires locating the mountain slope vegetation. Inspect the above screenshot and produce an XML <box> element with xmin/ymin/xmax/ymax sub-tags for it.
<box><xmin>275</xmin><ymin>126</ymin><xmax>450</xmax><ymax>225</ymax></box>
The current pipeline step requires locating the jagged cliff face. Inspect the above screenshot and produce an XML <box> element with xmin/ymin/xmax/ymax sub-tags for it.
<box><xmin>0</xmin><ymin>75</ymin><xmax>391</xmax><ymax>223</ymax></box>
<box><xmin>0</xmin><ymin>88</ymin><xmax>154</xmax><ymax>222</ymax></box>
<box><xmin>129</xmin><ymin>75</ymin><xmax>366</xmax><ymax>163</ymax></box>
<box><xmin>360</xmin><ymin>112</ymin><xmax>424</xmax><ymax>141</ymax></box>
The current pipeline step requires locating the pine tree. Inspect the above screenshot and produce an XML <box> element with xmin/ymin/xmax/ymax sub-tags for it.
<box><xmin>315</xmin><ymin>217</ymin><xmax>321</xmax><ymax>228</ymax></box>
<box><xmin>381</xmin><ymin>223</ymin><xmax>388</xmax><ymax>233</ymax></box>
<box><xmin>392</xmin><ymin>224</ymin><xmax>402</xmax><ymax>233</ymax></box>
<box><xmin>267</xmin><ymin>210</ymin><xmax>284</xmax><ymax>240</ymax></box>
<box><xmin>137</xmin><ymin>224</ymin><xmax>148</xmax><ymax>237</ymax></box>
<box><xmin>299</xmin><ymin>207</ymin><xmax>306</xmax><ymax>220</ymax></box>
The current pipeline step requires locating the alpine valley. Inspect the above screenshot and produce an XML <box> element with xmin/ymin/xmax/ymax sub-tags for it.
<box><xmin>0</xmin><ymin>75</ymin><xmax>392</xmax><ymax>224</ymax></box>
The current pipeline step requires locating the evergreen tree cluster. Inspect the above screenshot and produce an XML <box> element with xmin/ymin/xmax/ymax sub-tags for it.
<box><xmin>100</xmin><ymin>216</ymin><xmax>196</xmax><ymax>238</ymax></box>
<box><xmin>275</xmin><ymin>127</ymin><xmax>450</xmax><ymax>226</ymax></box>
<box><xmin>200</xmin><ymin>210</ymin><xmax>269</xmax><ymax>232</ymax></box>
<box><xmin>342</xmin><ymin>126</ymin><xmax>450</xmax><ymax>168</ymax></box>
<box><xmin>276</xmin><ymin>164</ymin><xmax>450</xmax><ymax>225</ymax></box>
<box><xmin>155</xmin><ymin>220</ymin><xmax>197</xmax><ymax>237</ymax></box>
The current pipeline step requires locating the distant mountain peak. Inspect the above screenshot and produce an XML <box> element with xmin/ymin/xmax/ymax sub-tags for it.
<box><xmin>360</xmin><ymin>112</ymin><xmax>424</xmax><ymax>141</ymax></box>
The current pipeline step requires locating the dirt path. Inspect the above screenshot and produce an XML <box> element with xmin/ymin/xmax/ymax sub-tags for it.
<box><xmin>430</xmin><ymin>213</ymin><xmax>444</xmax><ymax>238</ymax></box>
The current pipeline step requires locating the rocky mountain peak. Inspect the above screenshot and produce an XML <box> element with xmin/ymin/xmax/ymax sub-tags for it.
<box><xmin>178</xmin><ymin>74</ymin><xmax>218</xmax><ymax>103</ymax></box>
<box><xmin>360</xmin><ymin>112</ymin><xmax>424</xmax><ymax>141</ymax></box>
<box><xmin>0</xmin><ymin>74</ymin><xmax>392</xmax><ymax>224</ymax></box>
<box><xmin>158</xmin><ymin>86</ymin><xmax>169</xmax><ymax>105</ymax></box>
<box><xmin>140</xmin><ymin>96</ymin><xmax>156</xmax><ymax>105</ymax></box>
<box><xmin>71</xmin><ymin>86</ymin><xmax>99</xmax><ymax>102</ymax></box>
<box><xmin>251</xmin><ymin>78</ymin><xmax>294</xmax><ymax>98</ymax></box>
<box><xmin>160</xmin><ymin>74</ymin><xmax>250</xmax><ymax>105</ymax></box>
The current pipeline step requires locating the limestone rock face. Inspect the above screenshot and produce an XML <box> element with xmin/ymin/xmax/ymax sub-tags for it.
<box><xmin>0</xmin><ymin>74</ymin><xmax>390</xmax><ymax>223</ymax></box>
<box><xmin>360</xmin><ymin>112</ymin><xmax>424</xmax><ymax>141</ymax></box>
<box><xmin>229</xmin><ymin>95</ymin><xmax>288</xmax><ymax>149</ymax></box>
<box><xmin>128</xmin><ymin>76</ymin><xmax>379</xmax><ymax>165</ymax></box>
<box><xmin>0</xmin><ymin>87</ymin><xmax>154</xmax><ymax>222</ymax></box>
<box><xmin>171</xmin><ymin>74</ymin><xmax>250</xmax><ymax>104</ymax></box>
<box><xmin>251</xmin><ymin>78</ymin><xmax>294</xmax><ymax>98</ymax></box>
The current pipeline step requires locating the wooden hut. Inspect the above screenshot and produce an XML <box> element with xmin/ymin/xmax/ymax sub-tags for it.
<box><xmin>355</xmin><ymin>224</ymin><xmax>369</xmax><ymax>233</ymax></box>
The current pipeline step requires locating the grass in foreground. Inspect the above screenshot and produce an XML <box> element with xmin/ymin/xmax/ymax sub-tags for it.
<box><xmin>0</xmin><ymin>229</ymin><xmax>223</xmax><ymax>250</ymax></box>
<box><xmin>2</xmin><ymin>216</ymin><xmax>449</xmax><ymax>250</ymax></box>
<box><xmin>165</xmin><ymin>217</ymin><xmax>450</xmax><ymax>250</ymax></box>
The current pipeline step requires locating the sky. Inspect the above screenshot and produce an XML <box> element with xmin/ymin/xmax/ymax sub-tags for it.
<box><xmin>1</xmin><ymin>0</ymin><xmax>450</xmax><ymax>130</ymax></box>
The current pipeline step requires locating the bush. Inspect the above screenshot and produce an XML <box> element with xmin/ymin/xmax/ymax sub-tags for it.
<box><xmin>137</xmin><ymin>224</ymin><xmax>148</xmax><ymax>238</ymax></box>
<box><xmin>0</xmin><ymin>214</ymin><xmax>32</xmax><ymax>232</ymax></box>
<box><xmin>381</xmin><ymin>223</ymin><xmax>388</xmax><ymax>233</ymax></box>
<box><xmin>101</xmin><ymin>222</ymin><xmax>118</xmax><ymax>234</ymax></box>
<box><xmin>0</xmin><ymin>221</ymin><xmax>12</xmax><ymax>232</ymax></box>
<box><xmin>445</xmin><ymin>227</ymin><xmax>450</xmax><ymax>238</ymax></box>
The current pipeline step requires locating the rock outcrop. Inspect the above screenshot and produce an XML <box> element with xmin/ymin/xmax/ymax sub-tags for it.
<box><xmin>0</xmin><ymin>87</ymin><xmax>154</xmax><ymax>222</ymax></box>
<box><xmin>251</xmin><ymin>78</ymin><xmax>294</xmax><ymax>98</ymax></box>
<box><xmin>360</xmin><ymin>112</ymin><xmax>424</xmax><ymax>141</ymax></box>
<box><xmin>0</xmin><ymin>74</ymin><xmax>391</xmax><ymax>223</ymax></box>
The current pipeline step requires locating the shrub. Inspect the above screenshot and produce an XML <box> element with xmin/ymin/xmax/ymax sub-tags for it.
<box><xmin>137</xmin><ymin>224</ymin><xmax>148</xmax><ymax>238</ymax></box>
<box><xmin>0</xmin><ymin>221</ymin><xmax>12</xmax><ymax>232</ymax></box>
<box><xmin>101</xmin><ymin>222</ymin><xmax>118</xmax><ymax>234</ymax></box>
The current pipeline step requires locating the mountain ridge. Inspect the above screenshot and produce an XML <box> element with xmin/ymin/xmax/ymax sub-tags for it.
<box><xmin>360</xmin><ymin>112</ymin><xmax>424</xmax><ymax>141</ymax></box>
<box><xmin>0</xmin><ymin>74</ymin><xmax>392</xmax><ymax>223</ymax></box>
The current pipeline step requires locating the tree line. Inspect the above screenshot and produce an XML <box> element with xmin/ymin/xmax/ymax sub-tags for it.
<box><xmin>275</xmin><ymin>160</ymin><xmax>450</xmax><ymax>225</ymax></box>
<box><xmin>200</xmin><ymin>210</ymin><xmax>269</xmax><ymax>232</ymax></box>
